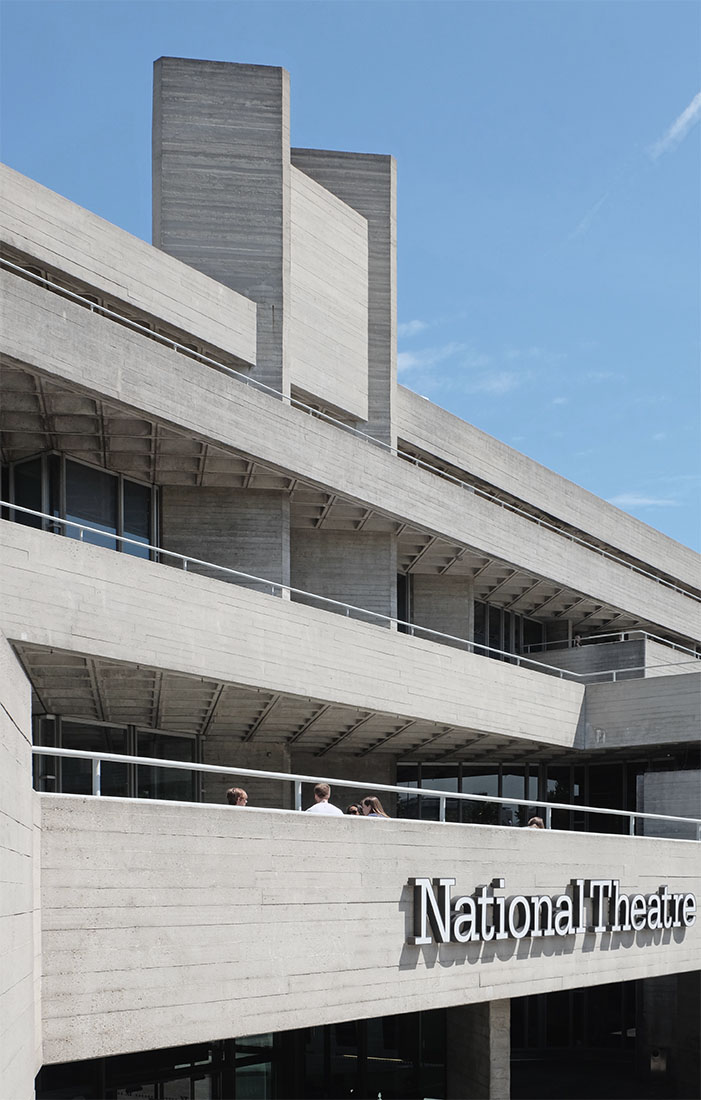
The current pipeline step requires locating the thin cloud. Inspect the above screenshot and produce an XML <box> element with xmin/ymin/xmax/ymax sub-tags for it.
<box><xmin>567</xmin><ymin>191</ymin><xmax>609</xmax><ymax>241</ymax></box>
<box><xmin>552</xmin><ymin>396</ymin><xmax>568</xmax><ymax>406</ymax></box>
<box><xmin>397</xmin><ymin>342</ymin><xmax>468</xmax><ymax>373</ymax></box>
<box><xmin>649</xmin><ymin>91</ymin><xmax>701</xmax><ymax>159</ymax></box>
<box><xmin>398</xmin><ymin>319</ymin><xmax>428</xmax><ymax>338</ymax></box>
<box><xmin>466</xmin><ymin>371</ymin><xmax>521</xmax><ymax>396</ymax></box>
<box><xmin>608</xmin><ymin>492</ymin><xmax>681</xmax><ymax>509</ymax></box>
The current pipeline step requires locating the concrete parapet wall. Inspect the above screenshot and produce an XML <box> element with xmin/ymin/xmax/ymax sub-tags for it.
<box><xmin>582</xmin><ymin>673</ymin><xmax>701</xmax><ymax>750</ymax></box>
<box><xmin>0</xmin><ymin>520</ymin><xmax>584</xmax><ymax>747</ymax></box>
<box><xmin>38</xmin><ymin>794</ymin><xmax>701</xmax><ymax>1065</ymax></box>
<box><xmin>645</xmin><ymin>640</ymin><xmax>699</xmax><ymax>677</ymax></box>
<box><xmin>290</xmin><ymin>166</ymin><xmax>369</xmax><ymax>420</ymax></box>
<box><xmin>0</xmin><ymin>633</ymin><xmax>40</xmax><ymax>1099</ymax></box>
<box><xmin>396</xmin><ymin>386</ymin><xmax>699</xmax><ymax>594</ymax></box>
<box><xmin>528</xmin><ymin>640</ymin><xmax>647</xmax><ymax>681</ymax></box>
<box><xmin>0</xmin><ymin>164</ymin><xmax>257</xmax><ymax>367</ymax></box>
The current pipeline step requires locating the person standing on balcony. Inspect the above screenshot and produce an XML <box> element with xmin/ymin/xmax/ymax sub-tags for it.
<box><xmin>227</xmin><ymin>787</ymin><xmax>248</xmax><ymax>806</ymax></box>
<box><xmin>305</xmin><ymin>783</ymin><xmax>343</xmax><ymax>815</ymax></box>
<box><xmin>361</xmin><ymin>796</ymin><xmax>390</xmax><ymax>818</ymax></box>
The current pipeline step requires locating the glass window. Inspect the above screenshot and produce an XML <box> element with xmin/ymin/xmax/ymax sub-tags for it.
<box><xmin>60</xmin><ymin>722</ymin><xmax>129</xmax><ymax>797</ymax></box>
<box><xmin>137</xmin><ymin>732</ymin><xmax>197</xmax><ymax>802</ymax></box>
<box><xmin>501</xmin><ymin>767</ymin><xmax>526</xmax><ymax>826</ymax></box>
<box><xmin>13</xmin><ymin>456</ymin><xmax>43</xmax><ymax>527</ymax></box>
<box><xmin>523</xmin><ymin>617</ymin><xmax>544</xmax><ymax>650</ymax></box>
<box><xmin>488</xmin><ymin>605</ymin><xmax>502</xmax><ymax>657</ymax></box>
<box><xmin>420</xmin><ymin>765</ymin><xmax>460</xmax><ymax>822</ymax></box>
<box><xmin>124</xmin><ymin>479</ymin><xmax>152</xmax><ymax>558</ymax></box>
<box><xmin>462</xmin><ymin>767</ymin><xmax>499</xmax><ymax>824</ymax></box>
<box><xmin>65</xmin><ymin>460</ymin><xmax>118</xmax><ymax>549</ymax></box>
<box><xmin>396</xmin><ymin>764</ymin><xmax>420</xmax><ymax>819</ymax></box>
<box><xmin>366</xmin><ymin>1014</ymin><xmax>417</xmax><ymax>1100</ymax></box>
<box><xmin>473</xmin><ymin>601</ymin><xmax>486</xmax><ymax>649</ymax></box>
<box><xmin>588</xmin><ymin>764</ymin><xmax>626</xmax><ymax>834</ymax></box>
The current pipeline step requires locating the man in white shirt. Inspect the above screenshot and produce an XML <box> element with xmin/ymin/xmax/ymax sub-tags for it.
<box><xmin>304</xmin><ymin>782</ymin><xmax>343</xmax><ymax>815</ymax></box>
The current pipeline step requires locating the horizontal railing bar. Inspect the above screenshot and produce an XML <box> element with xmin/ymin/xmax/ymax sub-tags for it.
<box><xmin>31</xmin><ymin>746</ymin><xmax>701</xmax><ymax>828</ymax></box>
<box><xmin>4</xmin><ymin>254</ymin><xmax>699</xmax><ymax>604</ymax></box>
<box><xmin>4</xmin><ymin>502</ymin><xmax>699</xmax><ymax>682</ymax></box>
<box><xmin>523</xmin><ymin>632</ymin><xmax>699</xmax><ymax>659</ymax></box>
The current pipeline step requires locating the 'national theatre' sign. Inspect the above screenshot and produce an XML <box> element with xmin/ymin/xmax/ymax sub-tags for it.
<box><xmin>407</xmin><ymin>877</ymin><xmax>697</xmax><ymax>946</ymax></box>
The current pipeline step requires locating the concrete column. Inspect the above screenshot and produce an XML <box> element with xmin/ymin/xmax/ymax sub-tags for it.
<box><xmin>0</xmin><ymin>633</ymin><xmax>40</xmax><ymax>1100</ymax></box>
<box><xmin>290</xmin><ymin>529</ymin><xmax>397</xmax><ymax>620</ymax></box>
<box><xmin>291</xmin><ymin>149</ymin><xmax>397</xmax><ymax>445</ymax></box>
<box><xmin>412</xmin><ymin>574</ymin><xmax>473</xmax><ymax>648</ymax></box>
<box><xmin>446</xmin><ymin>999</ymin><xmax>511</xmax><ymax>1100</ymax></box>
<box><xmin>153</xmin><ymin>58</ymin><xmax>291</xmax><ymax>394</ymax></box>
<box><xmin>161</xmin><ymin>487</ymin><xmax>290</xmax><ymax>590</ymax></box>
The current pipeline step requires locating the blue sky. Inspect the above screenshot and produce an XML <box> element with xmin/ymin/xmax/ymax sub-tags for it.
<box><xmin>2</xmin><ymin>1</ymin><xmax>699</xmax><ymax>549</ymax></box>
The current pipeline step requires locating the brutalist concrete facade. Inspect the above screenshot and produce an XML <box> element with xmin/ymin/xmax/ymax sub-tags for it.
<box><xmin>1</xmin><ymin>58</ymin><xmax>700</xmax><ymax>1100</ymax></box>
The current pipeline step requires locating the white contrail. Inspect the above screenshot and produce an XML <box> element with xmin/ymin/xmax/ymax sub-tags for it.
<box><xmin>649</xmin><ymin>90</ymin><xmax>701</xmax><ymax>159</ymax></box>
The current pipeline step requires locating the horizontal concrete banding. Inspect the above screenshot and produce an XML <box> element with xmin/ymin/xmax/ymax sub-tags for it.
<box><xmin>39</xmin><ymin>794</ymin><xmax>701</xmax><ymax>1064</ymax></box>
<box><xmin>0</xmin><ymin>522</ymin><xmax>584</xmax><ymax>748</ymax></box>
<box><xmin>0</xmin><ymin>164</ymin><xmax>257</xmax><ymax>367</ymax></box>
<box><xmin>2</xmin><ymin>274</ymin><xmax>699</xmax><ymax>643</ymax></box>
<box><xmin>397</xmin><ymin>387</ymin><xmax>699</xmax><ymax>593</ymax></box>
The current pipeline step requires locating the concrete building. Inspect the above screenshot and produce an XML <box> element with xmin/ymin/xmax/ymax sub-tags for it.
<box><xmin>1</xmin><ymin>57</ymin><xmax>700</xmax><ymax>1100</ymax></box>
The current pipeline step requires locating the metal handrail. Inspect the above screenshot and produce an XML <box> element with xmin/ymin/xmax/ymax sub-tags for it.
<box><xmin>523</xmin><ymin>632</ymin><xmax>700</xmax><ymax>658</ymax></box>
<box><xmin>32</xmin><ymin>746</ymin><xmax>701</xmax><ymax>840</ymax></box>
<box><xmin>5</xmin><ymin>503</ymin><xmax>699</xmax><ymax>682</ymax></box>
<box><xmin>6</xmin><ymin>503</ymin><xmax>699</xmax><ymax>683</ymax></box>
<box><xmin>4</xmin><ymin>255</ymin><xmax>699</xmax><ymax>604</ymax></box>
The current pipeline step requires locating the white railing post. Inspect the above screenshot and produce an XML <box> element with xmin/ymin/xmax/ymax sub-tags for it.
<box><xmin>545</xmin><ymin>806</ymin><xmax>552</xmax><ymax>829</ymax></box>
<box><xmin>439</xmin><ymin>796</ymin><xmax>446</xmax><ymax>822</ymax></box>
<box><xmin>91</xmin><ymin>757</ymin><xmax>101</xmax><ymax>796</ymax></box>
<box><xmin>295</xmin><ymin>780</ymin><xmax>302</xmax><ymax>812</ymax></box>
<box><xmin>629</xmin><ymin>815</ymin><xmax>636</xmax><ymax>836</ymax></box>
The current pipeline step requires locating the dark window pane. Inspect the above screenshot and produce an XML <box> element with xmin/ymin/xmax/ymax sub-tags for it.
<box><xmin>65</xmin><ymin>460</ymin><xmax>117</xmax><ymax>549</ymax></box>
<box><xmin>13</xmin><ymin>457</ymin><xmax>43</xmax><ymax>527</ymax></box>
<box><xmin>124</xmin><ymin>479</ymin><xmax>151</xmax><ymax>559</ymax></box>
<box><xmin>523</xmin><ymin>617</ymin><xmax>544</xmax><ymax>650</ymax></box>
<box><xmin>488</xmin><ymin>605</ymin><xmax>502</xmax><ymax>657</ymax></box>
<box><xmin>420</xmin><ymin>766</ymin><xmax>459</xmax><ymax>821</ymax></box>
<box><xmin>60</xmin><ymin>723</ymin><xmax>129</xmax><ymax>797</ymax></box>
<box><xmin>546</xmin><ymin>990</ymin><xmax>571</xmax><ymax>1047</ymax></box>
<box><xmin>462</xmin><ymin>767</ymin><xmax>499</xmax><ymax>824</ymax></box>
<box><xmin>137</xmin><ymin>732</ymin><xmax>197</xmax><ymax>802</ymax></box>
<box><xmin>397</xmin><ymin>573</ymin><xmax>410</xmax><ymax>630</ymax></box>
<box><xmin>474</xmin><ymin>601</ymin><xmax>486</xmax><ymax>649</ymax></box>
<box><xmin>397</xmin><ymin>764</ymin><xmax>420</xmax><ymax>819</ymax></box>
<box><xmin>501</xmin><ymin>767</ymin><xmax>526</xmax><ymax>826</ymax></box>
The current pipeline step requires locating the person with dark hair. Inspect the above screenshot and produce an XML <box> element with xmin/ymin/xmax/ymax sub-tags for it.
<box><xmin>345</xmin><ymin>804</ymin><xmax>360</xmax><ymax>815</ymax></box>
<box><xmin>227</xmin><ymin>787</ymin><xmax>248</xmax><ymax>806</ymax></box>
<box><xmin>305</xmin><ymin>782</ymin><xmax>343</xmax><ymax>815</ymax></box>
<box><xmin>527</xmin><ymin>816</ymin><xmax>545</xmax><ymax>829</ymax></box>
<box><xmin>361</xmin><ymin>795</ymin><xmax>390</xmax><ymax>818</ymax></box>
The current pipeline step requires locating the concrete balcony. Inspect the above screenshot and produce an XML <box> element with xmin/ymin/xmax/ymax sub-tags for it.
<box><xmin>38</xmin><ymin>792</ymin><xmax>701</xmax><ymax>1065</ymax></box>
<box><xmin>0</xmin><ymin>521</ymin><xmax>585</xmax><ymax>754</ymax></box>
